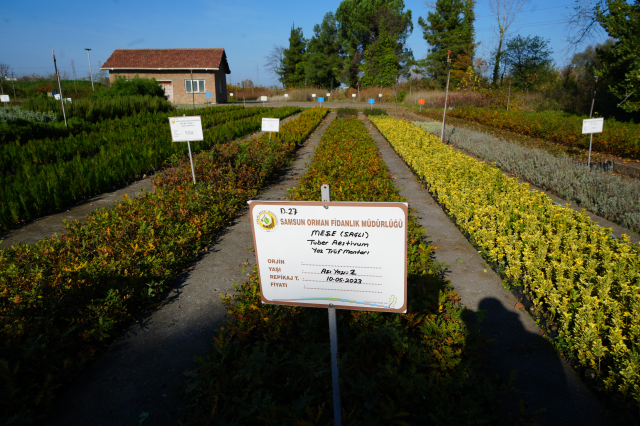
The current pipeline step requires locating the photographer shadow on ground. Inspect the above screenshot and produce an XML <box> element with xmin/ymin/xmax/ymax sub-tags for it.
<box><xmin>470</xmin><ymin>297</ymin><xmax>607</xmax><ymax>426</ymax></box>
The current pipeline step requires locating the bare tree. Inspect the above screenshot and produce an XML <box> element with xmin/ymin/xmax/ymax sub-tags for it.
<box><xmin>564</xmin><ymin>0</ymin><xmax>607</xmax><ymax>50</ymax></box>
<box><xmin>488</xmin><ymin>0</ymin><xmax>527</xmax><ymax>85</ymax></box>
<box><xmin>0</xmin><ymin>62</ymin><xmax>12</xmax><ymax>95</ymax></box>
<box><xmin>264</xmin><ymin>45</ymin><xmax>286</xmax><ymax>87</ymax></box>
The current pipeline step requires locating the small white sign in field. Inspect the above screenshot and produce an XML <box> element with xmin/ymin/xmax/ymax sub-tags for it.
<box><xmin>582</xmin><ymin>118</ymin><xmax>604</xmax><ymax>134</ymax></box>
<box><xmin>378</xmin><ymin>94</ymin><xmax>382</xmax><ymax>98</ymax></box>
<box><xmin>261</xmin><ymin>118</ymin><xmax>280</xmax><ymax>132</ymax></box>
<box><xmin>326</xmin><ymin>93</ymin><xmax>330</xmax><ymax>97</ymax></box>
<box><xmin>284</xmin><ymin>94</ymin><xmax>289</xmax><ymax>97</ymax></box>
<box><xmin>261</xmin><ymin>95</ymin><xmax>268</xmax><ymax>102</ymax></box>
<box><xmin>312</xmin><ymin>93</ymin><xmax>316</xmax><ymax>98</ymax></box>
<box><xmin>54</xmin><ymin>94</ymin><xmax>61</xmax><ymax>100</ymax></box>
<box><xmin>230</xmin><ymin>93</ymin><xmax>234</xmax><ymax>97</ymax></box>
<box><xmin>248</xmin><ymin>201</ymin><xmax>408</xmax><ymax>312</ymax></box>
<box><xmin>352</xmin><ymin>94</ymin><xmax>356</xmax><ymax>98</ymax></box>
<box><xmin>168</xmin><ymin>116</ymin><xmax>204</xmax><ymax>142</ymax></box>
<box><xmin>0</xmin><ymin>95</ymin><xmax>9</xmax><ymax>102</ymax></box>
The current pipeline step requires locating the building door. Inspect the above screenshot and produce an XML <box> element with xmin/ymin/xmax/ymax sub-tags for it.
<box><xmin>158</xmin><ymin>81</ymin><xmax>173</xmax><ymax>103</ymax></box>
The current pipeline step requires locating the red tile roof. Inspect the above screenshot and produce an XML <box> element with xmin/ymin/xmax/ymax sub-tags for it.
<box><xmin>101</xmin><ymin>49</ymin><xmax>230</xmax><ymax>73</ymax></box>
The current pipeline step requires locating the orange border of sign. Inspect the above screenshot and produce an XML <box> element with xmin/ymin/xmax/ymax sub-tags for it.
<box><xmin>248</xmin><ymin>200</ymin><xmax>408</xmax><ymax>313</ymax></box>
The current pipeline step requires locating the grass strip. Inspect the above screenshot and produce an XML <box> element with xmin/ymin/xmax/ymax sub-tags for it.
<box><xmin>413</xmin><ymin>121</ymin><xmax>640</xmax><ymax>234</ymax></box>
<box><xmin>178</xmin><ymin>117</ymin><xmax>499</xmax><ymax>425</ymax></box>
<box><xmin>371</xmin><ymin>115</ymin><xmax>640</xmax><ymax>412</ymax></box>
<box><xmin>0</xmin><ymin>107</ymin><xmax>327</xmax><ymax>426</ymax></box>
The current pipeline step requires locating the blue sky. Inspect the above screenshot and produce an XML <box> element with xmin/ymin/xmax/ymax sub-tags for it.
<box><xmin>1</xmin><ymin>0</ymin><xmax>607</xmax><ymax>86</ymax></box>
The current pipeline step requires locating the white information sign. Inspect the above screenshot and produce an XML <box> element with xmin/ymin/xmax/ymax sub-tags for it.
<box><xmin>249</xmin><ymin>201</ymin><xmax>408</xmax><ymax>312</ymax></box>
<box><xmin>352</xmin><ymin>94</ymin><xmax>356</xmax><ymax>98</ymax></box>
<box><xmin>230</xmin><ymin>93</ymin><xmax>234</xmax><ymax>97</ymax></box>
<box><xmin>0</xmin><ymin>95</ymin><xmax>9</xmax><ymax>102</ymax></box>
<box><xmin>261</xmin><ymin>118</ymin><xmax>280</xmax><ymax>132</ymax></box>
<box><xmin>378</xmin><ymin>93</ymin><xmax>383</xmax><ymax>98</ymax></box>
<box><xmin>312</xmin><ymin>93</ymin><xmax>316</xmax><ymax>97</ymax></box>
<box><xmin>65</xmin><ymin>98</ymin><xmax>72</xmax><ymax>103</ymax></box>
<box><xmin>54</xmin><ymin>94</ymin><xmax>61</xmax><ymax>100</ymax></box>
<box><xmin>168</xmin><ymin>116</ymin><xmax>204</xmax><ymax>142</ymax></box>
<box><xmin>261</xmin><ymin>95</ymin><xmax>268</xmax><ymax>102</ymax></box>
<box><xmin>582</xmin><ymin>118</ymin><xmax>604</xmax><ymax>134</ymax></box>
<box><xmin>326</xmin><ymin>93</ymin><xmax>330</xmax><ymax>97</ymax></box>
<box><xmin>284</xmin><ymin>94</ymin><xmax>289</xmax><ymax>97</ymax></box>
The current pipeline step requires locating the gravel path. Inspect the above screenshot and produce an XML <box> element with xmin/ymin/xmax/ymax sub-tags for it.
<box><xmin>43</xmin><ymin>111</ymin><xmax>337</xmax><ymax>426</ymax></box>
<box><xmin>360</xmin><ymin>113</ymin><xmax>607</xmax><ymax>425</ymax></box>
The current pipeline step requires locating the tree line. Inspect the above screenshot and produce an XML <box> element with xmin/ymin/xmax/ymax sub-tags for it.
<box><xmin>264</xmin><ymin>0</ymin><xmax>638</xmax><ymax>119</ymax></box>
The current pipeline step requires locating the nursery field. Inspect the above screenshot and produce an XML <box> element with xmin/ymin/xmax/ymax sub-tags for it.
<box><xmin>417</xmin><ymin>106</ymin><xmax>640</xmax><ymax>160</ymax></box>
<box><xmin>178</xmin><ymin>115</ymin><xmax>500</xmax><ymax>425</ymax></box>
<box><xmin>371</xmin><ymin>116</ymin><xmax>640</xmax><ymax>412</ymax></box>
<box><xmin>0</xmin><ymin>107</ymin><xmax>328</xmax><ymax>425</ymax></box>
<box><xmin>0</xmin><ymin>104</ymin><xmax>301</xmax><ymax>232</ymax></box>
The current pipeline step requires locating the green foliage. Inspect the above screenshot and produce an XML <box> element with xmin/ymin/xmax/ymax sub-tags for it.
<box><xmin>0</xmin><ymin>106</ymin><xmax>57</xmax><ymax>123</ymax></box>
<box><xmin>335</xmin><ymin>0</ymin><xmax>413</xmax><ymax>87</ymax></box>
<box><xmin>281</xmin><ymin>25</ymin><xmax>307</xmax><ymax>87</ymax></box>
<box><xmin>305</xmin><ymin>12</ymin><xmax>343</xmax><ymax>89</ymax></box>
<box><xmin>360</xmin><ymin>24</ymin><xmax>400</xmax><ymax>88</ymax></box>
<box><xmin>337</xmin><ymin>107</ymin><xmax>359</xmax><ymax>117</ymax></box>
<box><xmin>93</xmin><ymin>76</ymin><xmax>166</xmax><ymax>98</ymax></box>
<box><xmin>428</xmin><ymin>106</ymin><xmax>640</xmax><ymax>159</ymax></box>
<box><xmin>363</xmin><ymin>108</ymin><xmax>388</xmax><ymax>116</ymax></box>
<box><xmin>503</xmin><ymin>35</ymin><xmax>554</xmax><ymax>90</ymax></box>
<box><xmin>0</xmin><ymin>106</ymin><xmax>301</xmax><ymax>231</ymax></box>
<box><xmin>0</xmin><ymin>107</ymin><xmax>328</xmax><ymax>425</ymax></box>
<box><xmin>179</xmin><ymin>117</ymin><xmax>499</xmax><ymax>425</ymax></box>
<box><xmin>418</xmin><ymin>0</ymin><xmax>475</xmax><ymax>87</ymax></box>
<box><xmin>398</xmin><ymin>89</ymin><xmax>408</xmax><ymax>102</ymax></box>
<box><xmin>22</xmin><ymin>95</ymin><xmax>173</xmax><ymax>123</ymax></box>
<box><xmin>596</xmin><ymin>0</ymin><xmax>640</xmax><ymax>112</ymax></box>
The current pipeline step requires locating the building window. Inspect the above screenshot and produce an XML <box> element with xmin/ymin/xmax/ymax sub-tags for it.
<box><xmin>185</xmin><ymin>80</ymin><xmax>205</xmax><ymax>93</ymax></box>
<box><xmin>219</xmin><ymin>81</ymin><xmax>222</xmax><ymax>93</ymax></box>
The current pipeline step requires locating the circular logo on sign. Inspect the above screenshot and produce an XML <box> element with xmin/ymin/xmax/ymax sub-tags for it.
<box><xmin>170</xmin><ymin>119</ymin><xmax>176</xmax><ymax>124</ymax></box>
<box><xmin>388</xmin><ymin>295</ymin><xmax>398</xmax><ymax>308</ymax></box>
<box><xmin>257</xmin><ymin>211</ymin><xmax>278</xmax><ymax>232</ymax></box>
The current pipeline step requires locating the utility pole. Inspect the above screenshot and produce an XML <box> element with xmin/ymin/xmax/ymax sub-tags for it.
<box><xmin>52</xmin><ymin>50</ymin><xmax>68</xmax><ymax>129</ymax></box>
<box><xmin>587</xmin><ymin>76</ymin><xmax>599</xmax><ymax>167</ymax></box>
<box><xmin>71</xmin><ymin>60</ymin><xmax>78</xmax><ymax>93</ymax></box>
<box><xmin>441</xmin><ymin>50</ymin><xmax>452</xmax><ymax>143</ymax></box>
<box><xmin>11</xmin><ymin>73</ymin><xmax>16</xmax><ymax>98</ymax></box>
<box><xmin>85</xmin><ymin>48</ymin><xmax>94</xmax><ymax>92</ymax></box>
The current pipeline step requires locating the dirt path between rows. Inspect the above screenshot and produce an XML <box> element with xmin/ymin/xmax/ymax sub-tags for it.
<box><xmin>360</xmin><ymin>113</ymin><xmax>607</xmax><ymax>425</ymax></box>
<box><xmin>0</xmin><ymin>112</ymin><xmax>303</xmax><ymax>250</ymax></box>
<box><xmin>43</xmin><ymin>112</ymin><xmax>337</xmax><ymax>426</ymax></box>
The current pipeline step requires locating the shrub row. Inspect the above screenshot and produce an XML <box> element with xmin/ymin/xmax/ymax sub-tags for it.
<box><xmin>0</xmin><ymin>106</ymin><xmax>58</xmax><ymax>123</ymax></box>
<box><xmin>371</xmin><ymin>116</ymin><xmax>640</xmax><ymax>409</ymax></box>
<box><xmin>22</xmin><ymin>95</ymin><xmax>174</xmax><ymax>123</ymax></box>
<box><xmin>178</xmin><ymin>117</ymin><xmax>498</xmax><ymax>425</ymax></box>
<box><xmin>419</xmin><ymin>106</ymin><xmax>640</xmax><ymax>160</ymax></box>
<box><xmin>0</xmin><ymin>106</ymin><xmax>301</xmax><ymax>231</ymax></box>
<box><xmin>412</xmin><ymin>121</ymin><xmax>640</xmax><ymax>233</ymax></box>
<box><xmin>0</xmin><ymin>107</ymin><xmax>328</xmax><ymax>425</ymax></box>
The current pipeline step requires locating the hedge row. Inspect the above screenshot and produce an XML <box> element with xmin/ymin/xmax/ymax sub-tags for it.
<box><xmin>371</xmin><ymin>116</ymin><xmax>640</xmax><ymax>409</ymax></box>
<box><xmin>418</xmin><ymin>106</ymin><xmax>640</xmax><ymax>159</ymax></box>
<box><xmin>0</xmin><ymin>106</ymin><xmax>301</xmax><ymax>231</ymax></box>
<box><xmin>178</xmin><ymin>117</ymin><xmax>499</xmax><ymax>425</ymax></box>
<box><xmin>0</xmin><ymin>107</ymin><xmax>328</xmax><ymax>425</ymax></box>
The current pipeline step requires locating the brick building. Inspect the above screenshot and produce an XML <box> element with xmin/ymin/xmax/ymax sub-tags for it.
<box><xmin>101</xmin><ymin>48</ymin><xmax>230</xmax><ymax>104</ymax></box>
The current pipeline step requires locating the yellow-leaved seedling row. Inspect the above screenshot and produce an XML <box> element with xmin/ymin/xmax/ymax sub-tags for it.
<box><xmin>370</xmin><ymin>116</ymin><xmax>640</xmax><ymax>403</ymax></box>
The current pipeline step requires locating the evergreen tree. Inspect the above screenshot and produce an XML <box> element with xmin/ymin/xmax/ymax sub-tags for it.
<box><xmin>360</xmin><ymin>24</ymin><xmax>400</xmax><ymax>87</ymax></box>
<box><xmin>280</xmin><ymin>25</ymin><xmax>307</xmax><ymax>88</ymax></box>
<box><xmin>336</xmin><ymin>0</ymin><xmax>413</xmax><ymax>87</ymax></box>
<box><xmin>305</xmin><ymin>12</ymin><xmax>343</xmax><ymax>89</ymax></box>
<box><xmin>418</xmin><ymin>0</ymin><xmax>476</xmax><ymax>87</ymax></box>
<box><xmin>596</xmin><ymin>0</ymin><xmax>640</xmax><ymax>113</ymax></box>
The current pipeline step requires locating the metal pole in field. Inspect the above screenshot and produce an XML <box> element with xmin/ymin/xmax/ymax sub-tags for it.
<box><xmin>395</xmin><ymin>74</ymin><xmax>399</xmax><ymax>117</ymax></box>
<box><xmin>190</xmin><ymin>69</ymin><xmax>196</xmax><ymax>114</ymax></box>
<box><xmin>183</xmin><ymin>114</ymin><xmax>197</xmax><ymax>185</ymax></box>
<box><xmin>441</xmin><ymin>50</ymin><xmax>452</xmax><ymax>143</ymax></box>
<box><xmin>587</xmin><ymin>76</ymin><xmax>599</xmax><ymax>167</ymax></box>
<box><xmin>52</xmin><ymin>50</ymin><xmax>68</xmax><ymax>129</ymax></box>
<box><xmin>10</xmin><ymin>73</ymin><xmax>16</xmax><ymax>98</ymax></box>
<box><xmin>507</xmin><ymin>80</ymin><xmax>511</xmax><ymax>111</ymax></box>
<box><xmin>321</xmin><ymin>183</ymin><xmax>341</xmax><ymax>426</ymax></box>
<box><xmin>85</xmin><ymin>49</ymin><xmax>94</xmax><ymax>92</ymax></box>
<box><xmin>242</xmin><ymin>79</ymin><xmax>246</xmax><ymax>108</ymax></box>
